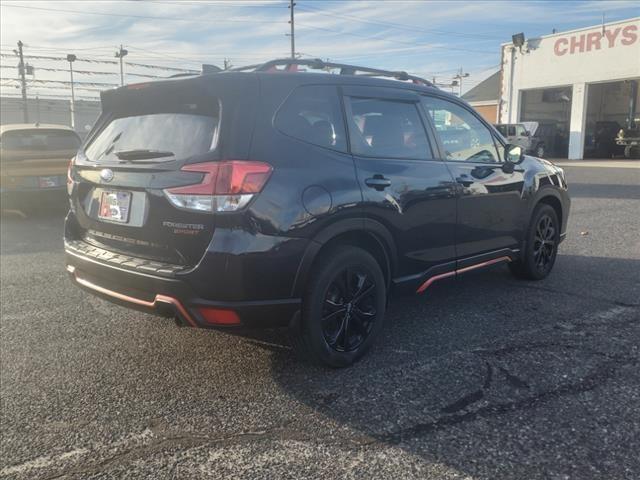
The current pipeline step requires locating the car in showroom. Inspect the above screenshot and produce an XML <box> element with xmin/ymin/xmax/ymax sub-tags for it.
<box><xmin>1</xmin><ymin>123</ymin><xmax>80</xmax><ymax>210</ymax></box>
<box><xmin>65</xmin><ymin>59</ymin><xmax>570</xmax><ymax>367</ymax></box>
<box><xmin>494</xmin><ymin>121</ymin><xmax>557</xmax><ymax>158</ymax></box>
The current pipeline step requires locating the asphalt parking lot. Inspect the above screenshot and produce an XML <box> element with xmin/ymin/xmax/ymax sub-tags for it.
<box><xmin>1</xmin><ymin>161</ymin><xmax>639</xmax><ymax>480</ymax></box>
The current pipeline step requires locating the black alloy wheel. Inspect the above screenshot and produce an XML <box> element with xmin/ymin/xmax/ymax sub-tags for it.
<box><xmin>533</xmin><ymin>213</ymin><xmax>555</xmax><ymax>273</ymax></box>
<box><xmin>293</xmin><ymin>246</ymin><xmax>386</xmax><ymax>367</ymax></box>
<box><xmin>322</xmin><ymin>267</ymin><xmax>377</xmax><ymax>352</ymax></box>
<box><xmin>509</xmin><ymin>203</ymin><xmax>560</xmax><ymax>280</ymax></box>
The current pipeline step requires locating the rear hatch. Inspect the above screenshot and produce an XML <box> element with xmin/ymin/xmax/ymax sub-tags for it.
<box><xmin>1</xmin><ymin>128</ymin><xmax>80</xmax><ymax>189</ymax></box>
<box><xmin>69</xmin><ymin>73</ymin><xmax>259</xmax><ymax>267</ymax></box>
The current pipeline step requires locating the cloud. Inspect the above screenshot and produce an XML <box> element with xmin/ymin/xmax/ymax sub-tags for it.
<box><xmin>1</xmin><ymin>0</ymin><xmax>637</xmax><ymax>99</ymax></box>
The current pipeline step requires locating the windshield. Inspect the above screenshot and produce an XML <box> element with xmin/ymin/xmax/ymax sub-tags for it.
<box><xmin>85</xmin><ymin>112</ymin><xmax>219</xmax><ymax>163</ymax></box>
<box><xmin>494</xmin><ymin>125</ymin><xmax>508</xmax><ymax>136</ymax></box>
<box><xmin>1</xmin><ymin>129</ymin><xmax>80</xmax><ymax>160</ymax></box>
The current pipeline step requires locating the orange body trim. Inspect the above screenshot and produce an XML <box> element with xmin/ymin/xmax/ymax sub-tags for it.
<box><xmin>67</xmin><ymin>265</ymin><xmax>198</xmax><ymax>327</ymax></box>
<box><xmin>416</xmin><ymin>256</ymin><xmax>512</xmax><ymax>294</ymax></box>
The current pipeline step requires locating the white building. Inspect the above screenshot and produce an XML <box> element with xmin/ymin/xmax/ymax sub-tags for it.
<box><xmin>499</xmin><ymin>17</ymin><xmax>640</xmax><ymax>159</ymax></box>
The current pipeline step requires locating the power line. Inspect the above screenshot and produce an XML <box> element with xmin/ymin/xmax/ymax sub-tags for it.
<box><xmin>296</xmin><ymin>4</ymin><xmax>501</xmax><ymax>40</ymax></box>
<box><xmin>1</xmin><ymin>93</ymin><xmax>100</xmax><ymax>102</ymax></box>
<box><xmin>295</xmin><ymin>23</ymin><xmax>496</xmax><ymax>55</ymax></box>
<box><xmin>0</xmin><ymin>53</ymin><xmax>199</xmax><ymax>72</ymax></box>
<box><xmin>135</xmin><ymin>0</ymin><xmax>288</xmax><ymax>7</ymax></box>
<box><xmin>1</xmin><ymin>77</ymin><xmax>118</xmax><ymax>87</ymax></box>
<box><xmin>0</xmin><ymin>64</ymin><xmax>165</xmax><ymax>78</ymax></box>
<box><xmin>2</xmin><ymin>4</ymin><xmax>288</xmax><ymax>24</ymax></box>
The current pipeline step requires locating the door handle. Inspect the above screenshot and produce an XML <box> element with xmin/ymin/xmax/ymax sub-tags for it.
<box><xmin>365</xmin><ymin>176</ymin><xmax>392</xmax><ymax>191</ymax></box>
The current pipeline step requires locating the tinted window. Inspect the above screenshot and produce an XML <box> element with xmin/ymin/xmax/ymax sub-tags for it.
<box><xmin>275</xmin><ymin>85</ymin><xmax>346</xmax><ymax>151</ymax></box>
<box><xmin>422</xmin><ymin>97</ymin><xmax>500</xmax><ymax>163</ymax></box>
<box><xmin>507</xmin><ymin>125</ymin><xmax>516</xmax><ymax>136</ymax></box>
<box><xmin>85</xmin><ymin>100</ymin><xmax>220</xmax><ymax>163</ymax></box>
<box><xmin>347</xmin><ymin>98</ymin><xmax>431</xmax><ymax>159</ymax></box>
<box><xmin>1</xmin><ymin>129</ymin><xmax>80</xmax><ymax>151</ymax></box>
<box><xmin>86</xmin><ymin>113</ymin><xmax>218</xmax><ymax>163</ymax></box>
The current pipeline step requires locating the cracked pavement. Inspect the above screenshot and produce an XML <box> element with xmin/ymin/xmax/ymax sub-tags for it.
<box><xmin>1</xmin><ymin>164</ymin><xmax>639</xmax><ymax>479</ymax></box>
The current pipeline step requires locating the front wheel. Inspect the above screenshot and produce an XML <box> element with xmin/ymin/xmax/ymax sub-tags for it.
<box><xmin>292</xmin><ymin>246</ymin><xmax>386</xmax><ymax>367</ymax></box>
<box><xmin>509</xmin><ymin>204</ymin><xmax>560</xmax><ymax>280</ymax></box>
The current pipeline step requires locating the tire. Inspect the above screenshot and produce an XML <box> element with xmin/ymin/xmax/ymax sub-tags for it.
<box><xmin>535</xmin><ymin>144</ymin><xmax>545</xmax><ymax>158</ymax></box>
<box><xmin>624</xmin><ymin>145</ymin><xmax>640</xmax><ymax>159</ymax></box>
<box><xmin>292</xmin><ymin>246</ymin><xmax>386</xmax><ymax>367</ymax></box>
<box><xmin>509</xmin><ymin>204</ymin><xmax>560</xmax><ymax>280</ymax></box>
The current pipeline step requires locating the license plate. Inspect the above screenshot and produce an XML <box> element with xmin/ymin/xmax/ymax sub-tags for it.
<box><xmin>38</xmin><ymin>176</ymin><xmax>63</xmax><ymax>188</ymax></box>
<box><xmin>99</xmin><ymin>191</ymin><xmax>132</xmax><ymax>223</ymax></box>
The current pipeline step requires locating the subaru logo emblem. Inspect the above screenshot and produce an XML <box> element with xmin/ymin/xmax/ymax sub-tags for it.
<box><xmin>100</xmin><ymin>169</ymin><xmax>114</xmax><ymax>183</ymax></box>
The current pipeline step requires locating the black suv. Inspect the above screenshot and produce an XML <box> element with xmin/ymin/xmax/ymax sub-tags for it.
<box><xmin>65</xmin><ymin>59</ymin><xmax>570</xmax><ymax>367</ymax></box>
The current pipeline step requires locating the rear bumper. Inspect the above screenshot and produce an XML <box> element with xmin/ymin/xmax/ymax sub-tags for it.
<box><xmin>65</xmin><ymin>246</ymin><xmax>301</xmax><ymax>329</ymax></box>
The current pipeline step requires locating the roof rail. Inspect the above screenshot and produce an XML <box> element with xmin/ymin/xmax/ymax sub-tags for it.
<box><xmin>229</xmin><ymin>58</ymin><xmax>433</xmax><ymax>86</ymax></box>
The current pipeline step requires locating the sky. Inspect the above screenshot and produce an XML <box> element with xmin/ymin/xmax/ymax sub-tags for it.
<box><xmin>1</xmin><ymin>0</ymin><xmax>639</xmax><ymax>101</ymax></box>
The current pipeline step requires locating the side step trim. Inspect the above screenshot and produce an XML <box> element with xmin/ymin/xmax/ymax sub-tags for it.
<box><xmin>66</xmin><ymin>265</ymin><xmax>198</xmax><ymax>327</ymax></box>
<box><xmin>416</xmin><ymin>256</ymin><xmax>512</xmax><ymax>294</ymax></box>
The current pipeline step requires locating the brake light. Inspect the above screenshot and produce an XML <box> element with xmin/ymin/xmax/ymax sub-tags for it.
<box><xmin>163</xmin><ymin>161</ymin><xmax>272</xmax><ymax>213</ymax></box>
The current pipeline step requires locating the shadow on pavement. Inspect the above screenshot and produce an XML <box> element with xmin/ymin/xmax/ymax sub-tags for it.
<box><xmin>265</xmin><ymin>255</ymin><xmax>640</xmax><ymax>479</ymax></box>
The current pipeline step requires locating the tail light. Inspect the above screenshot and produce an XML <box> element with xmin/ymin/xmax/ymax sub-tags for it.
<box><xmin>163</xmin><ymin>161</ymin><xmax>272</xmax><ymax>213</ymax></box>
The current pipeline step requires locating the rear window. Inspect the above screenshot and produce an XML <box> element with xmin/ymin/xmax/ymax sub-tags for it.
<box><xmin>1</xmin><ymin>129</ymin><xmax>80</xmax><ymax>152</ymax></box>
<box><xmin>85</xmin><ymin>102</ymin><xmax>219</xmax><ymax>163</ymax></box>
<box><xmin>275</xmin><ymin>85</ymin><xmax>347</xmax><ymax>152</ymax></box>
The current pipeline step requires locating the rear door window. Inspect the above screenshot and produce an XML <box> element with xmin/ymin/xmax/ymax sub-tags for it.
<box><xmin>275</xmin><ymin>85</ymin><xmax>347</xmax><ymax>152</ymax></box>
<box><xmin>85</xmin><ymin>102</ymin><xmax>220</xmax><ymax>163</ymax></box>
<box><xmin>346</xmin><ymin>97</ymin><xmax>432</xmax><ymax>159</ymax></box>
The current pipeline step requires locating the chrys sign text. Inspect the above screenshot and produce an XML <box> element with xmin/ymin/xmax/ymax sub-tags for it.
<box><xmin>554</xmin><ymin>24</ymin><xmax>638</xmax><ymax>56</ymax></box>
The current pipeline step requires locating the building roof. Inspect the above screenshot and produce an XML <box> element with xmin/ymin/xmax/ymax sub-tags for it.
<box><xmin>0</xmin><ymin>123</ymin><xmax>77</xmax><ymax>134</ymax></box>
<box><xmin>461</xmin><ymin>70</ymin><xmax>500</xmax><ymax>103</ymax></box>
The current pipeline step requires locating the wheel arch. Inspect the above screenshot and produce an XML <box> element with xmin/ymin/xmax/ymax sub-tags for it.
<box><xmin>536</xmin><ymin>192</ymin><xmax>563</xmax><ymax>226</ymax></box>
<box><xmin>291</xmin><ymin>219</ymin><xmax>396</xmax><ymax>298</ymax></box>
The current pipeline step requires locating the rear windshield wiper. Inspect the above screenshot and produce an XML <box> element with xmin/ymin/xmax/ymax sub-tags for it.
<box><xmin>114</xmin><ymin>149</ymin><xmax>175</xmax><ymax>161</ymax></box>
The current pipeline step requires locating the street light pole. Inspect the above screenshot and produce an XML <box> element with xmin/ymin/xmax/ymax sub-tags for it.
<box><xmin>67</xmin><ymin>54</ymin><xmax>77</xmax><ymax>129</ymax></box>
<box><xmin>115</xmin><ymin>45</ymin><xmax>128</xmax><ymax>86</ymax></box>
<box><xmin>17</xmin><ymin>40</ymin><xmax>28</xmax><ymax>122</ymax></box>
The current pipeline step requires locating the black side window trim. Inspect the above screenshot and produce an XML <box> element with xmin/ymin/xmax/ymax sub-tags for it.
<box><xmin>342</xmin><ymin>94</ymin><xmax>436</xmax><ymax>161</ymax></box>
<box><xmin>419</xmin><ymin>93</ymin><xmax>506</xmax><ymax>164</ymax></box>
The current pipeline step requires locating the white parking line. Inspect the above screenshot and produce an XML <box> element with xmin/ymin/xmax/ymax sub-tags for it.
<box><xmin>554</xmin><ymin>161</ymin><xmax>640</xmax><ymax>169</ymax></box>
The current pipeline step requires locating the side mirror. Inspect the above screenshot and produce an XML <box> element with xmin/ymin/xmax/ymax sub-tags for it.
<box><xmin>523</xmin><ymin>131</ymin><xmax>530</xmax><ymax>137</ymax></box>
<box><xmin>505</xmin><ymin>144</ymin><xmax>524</xmax><ymax>163</ymax></box>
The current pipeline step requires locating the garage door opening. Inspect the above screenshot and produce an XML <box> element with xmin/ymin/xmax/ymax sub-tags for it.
<box><xmin>584</xmin><ymin>79</ymin><xmax>640</xmax><ymax>158</ymax></box>
<box><xmin>519</xmin><ymin>87</ymin><xmax>572</xmax><ymax>159</ymax></box>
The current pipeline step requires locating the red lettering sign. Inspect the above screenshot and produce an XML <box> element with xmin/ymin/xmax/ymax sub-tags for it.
<box><xmin>621</xmin><ymin>25</ymin><xmax>638</xmax><ymax>45</ymax></box>
<box><xmin>553</xmin><ymin>24</ymin><xmax>638</xmax><ymax>56</ymax></box>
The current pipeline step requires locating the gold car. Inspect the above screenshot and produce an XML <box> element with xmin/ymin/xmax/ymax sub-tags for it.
<box><xmin>0</xmin><ymin>123</ymin><xmax>80</xmax><ymax>209</ymax></box>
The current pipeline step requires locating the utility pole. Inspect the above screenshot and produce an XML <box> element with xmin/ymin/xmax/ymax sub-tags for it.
<box><xmin>454</xmin><ymin>68</ymin><xmax>469</xmax><ymax>96</ymax></box>
<box><xmin>17</xmin><ymin>40</ymin><xmax>28</xmax><ymax>122</ymax></box>
<box><xmin>288</xmin><ymin>0</ymin><xmax>296</xmax><ymax>59</ymax></box>
<box><xmin>115</xmin><ymin>45</ymin><xmax>128</xmax><ymax>86</ymax></box>
<box><xmin>67</xmin><ymin>54</ymin><xmax>77</xmax><ymax>129</ymax></box>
